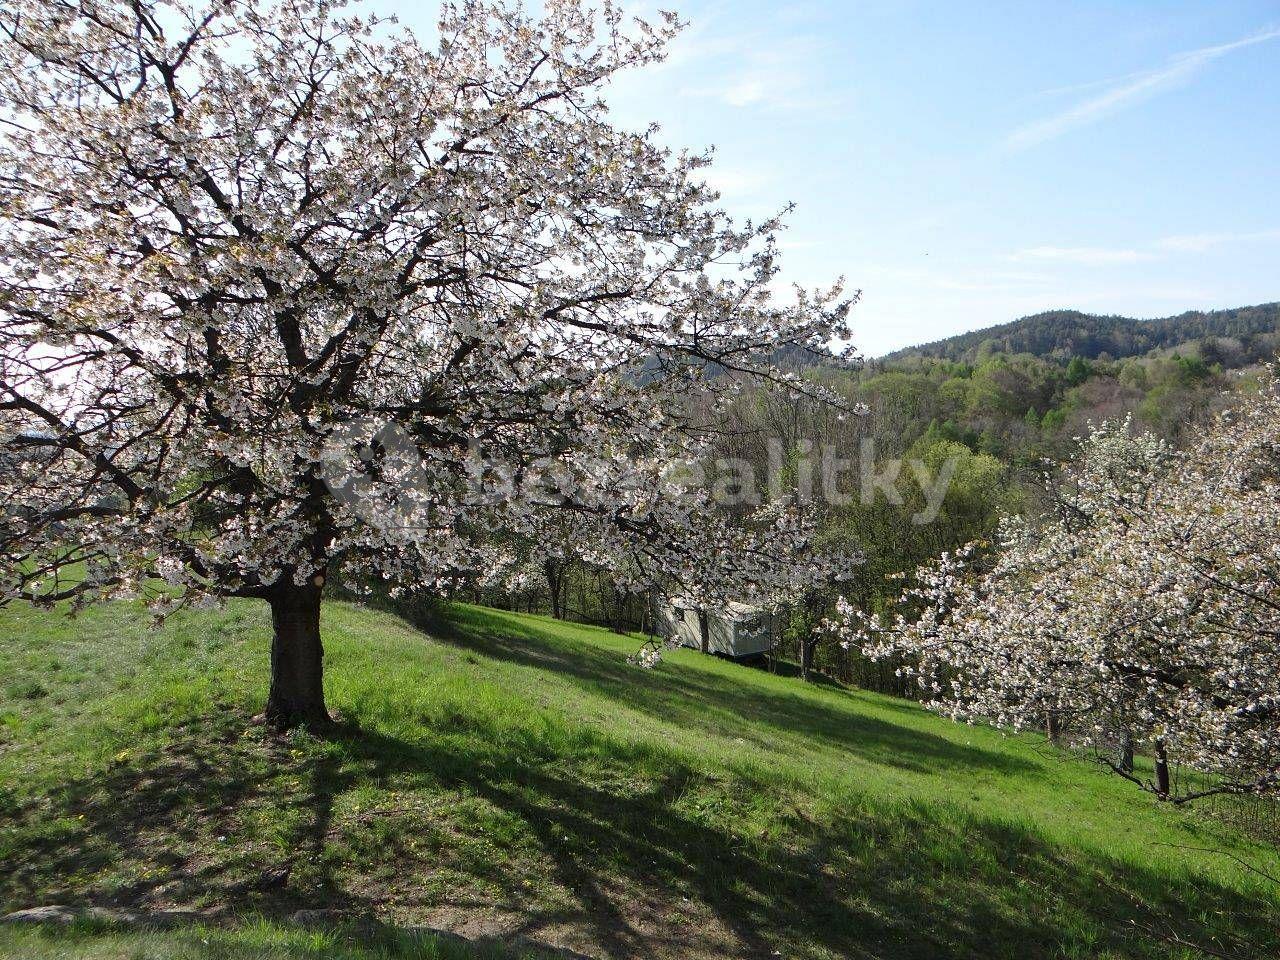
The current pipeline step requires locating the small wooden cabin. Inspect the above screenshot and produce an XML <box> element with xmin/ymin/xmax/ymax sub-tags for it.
<box><xmin>652</xmin><ymin>598</ymin><xmax>781</xmax><ymax>659</ymax></box>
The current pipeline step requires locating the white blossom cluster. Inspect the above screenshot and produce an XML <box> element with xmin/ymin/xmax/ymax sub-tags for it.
<box><xmin>0</xmin><ymin>0</ymin><xmax>855</xmax><ymax>621</ymax></box>
<box><xmin>829</xmin><ymin>386</ymin><xmax>1280</xmax><ymax>800</ymax></box>
<box><xmin>625</xmin><ymin>633</ymin><xmax>682</xmax><ymax>670</ymax></box>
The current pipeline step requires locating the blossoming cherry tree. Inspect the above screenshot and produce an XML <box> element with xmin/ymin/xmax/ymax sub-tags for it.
<box><xmin>0</xmin><ymin>0</ymin><xmax>854</xmax><ymax>727</ymax></box>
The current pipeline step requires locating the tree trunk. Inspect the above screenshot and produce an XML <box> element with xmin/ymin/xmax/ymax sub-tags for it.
<box><xmin>800</xmin><ymin>637</ymin><xmax>815</xmax><ymax>682</ymax></box>
<box><xmin>544</xmin><ymin>559</ymin><xmax>565</xmax><ymax>620</ymax></box>
<box><xmin>610</xmin><ymin>588</ymin><xmax>628</xmax><ymax>634</ymax></box>
<box><xmin>697</xmin><ymin>609</ymin><xmax>711</xmax><ymax>654</ymax></box>
<box><xmin>1045</xmin><ymin>712</ymin><xmax>1061</xmax><ymax>744</ymax></box>
<box><xmin>265</xmin><ymin>578</ymin><xmax>330</xmax><ymax>729</ymax></box>
<box><xmin>1119</xmin><ymin>729</ymin><xmax>1134</xmax><ymax>773</ymax></box>
<box><xmin>1154</xmin><ymin>739</ymin><xmax>1171</xmax><ymax>798</ymax></box>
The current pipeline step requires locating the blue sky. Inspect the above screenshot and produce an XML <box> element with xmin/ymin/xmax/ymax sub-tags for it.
<box><xmin>388</xmin><ymin>1</ymin><xmax>1280</xmax><ymax>357</ymax></box>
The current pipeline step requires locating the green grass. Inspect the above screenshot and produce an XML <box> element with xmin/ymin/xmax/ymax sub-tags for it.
<box><xmin>0</xmin><ymin>917</ymin><xmax>534</xmax><ymax>959</ymax></box>
<box><xmin>0</xmin><ymin>598</ymin><xmax>1277</xmax><ymax>959</ymax></box>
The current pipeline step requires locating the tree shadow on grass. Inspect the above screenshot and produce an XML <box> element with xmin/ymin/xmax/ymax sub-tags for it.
<box><xmin>3</xmin><ymin>703</ymin><xmax>1276</xmax><ymax>960</ymax></box>
<box><xmin>340</xmin><ymin>722</ymin><xmax>1280</xmax><ymax>960</ymax></box>
<box><xmin>0</xmin><ymin>917</ymin><xmax>548</xmax><ymax>960</ymax></box>
<box><xmin>0</xmin><ymin>709</ymin><xmax>347</xmax><ymax>917</ymax></box>
<box><xmin>420</xmin><ymin>606</ymin><xmax>1036</xmax><ymax>779</ymax></box>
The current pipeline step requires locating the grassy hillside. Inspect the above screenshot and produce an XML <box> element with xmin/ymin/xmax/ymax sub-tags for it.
<box><xmin>0</xmin><ymin>599</ymin><xmax>1277</xmax><ymax>959</ymax></box>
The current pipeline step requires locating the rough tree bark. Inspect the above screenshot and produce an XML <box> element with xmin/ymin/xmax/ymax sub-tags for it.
<box><xmin>697</xmin><ymin>608</ymin><xmax>711</xmax><ymax>654</ymax></box>
<box><xmin>1154</xmin><ymin>739</ymin><xmax>1171</xmax><ymax>798</ymax></box>
<box><xmin>544</xmin><ymin>559</ymin><xmax>566</xmax><ymax>620</ymax></box>
<box><xmin>265</xmin><ymin>577</ymin><xmax>330</xmax><ymax>729</ymax></box>
<box><xmin>800</xmin><ymin>636</ymin><xmax>816</xmax><ymax>682</ymax></box>
<box><xmin>1119</xmin><ymin>729</ymin><xmax>1135</xmax><ymax>773</ymax></box>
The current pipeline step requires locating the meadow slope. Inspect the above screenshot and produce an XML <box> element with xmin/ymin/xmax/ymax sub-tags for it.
<box><xmin>0</xmin><ymin>599</ymin><xmax>1276</xmax><ymax>959</ymax></box>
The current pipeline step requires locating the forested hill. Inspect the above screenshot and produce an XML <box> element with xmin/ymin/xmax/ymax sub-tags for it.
<box><xmin>885</xmin><ymin>302</ymin><xmax>1280</xmax><ymax>364</ymax></box>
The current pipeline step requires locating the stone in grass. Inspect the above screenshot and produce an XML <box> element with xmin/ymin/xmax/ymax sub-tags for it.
<box><xmin>2</xmin><ymin>906</ymin><xmax>79</xmax><ymax>925</ymax></box>
<box><xmin>2</xmin><ymin>905</ymin><xmax>210</xmax><ymax>929</ymax></box>
<box><xmin>290</xmin><ymin>908</ymin><xmax>378</xmax><ymax>928</ymax></box>
<box><xmin>132</xmin><ymin>908</ymin><xmax>207</xmax><ymax>929</ymax></box>
<box><xmin>290</xmin><ymin>916</ymin><xmax>474</xmax><ymax>953</ymax></box>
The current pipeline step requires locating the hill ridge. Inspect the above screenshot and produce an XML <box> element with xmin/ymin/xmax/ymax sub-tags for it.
<box><xmin>883</xmin><ymin>301</ymin><xmax>1280</xmax><ymax>363</ymax></box>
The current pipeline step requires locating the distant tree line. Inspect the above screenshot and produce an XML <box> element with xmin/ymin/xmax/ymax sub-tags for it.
<box><xmin>886</xmin><ymin>303</ymin><xmax>1280</xmax><ymax>365</ymax></box>
<box><xmin>478</xmin><ymin>306</ymin><xmax>1280</xmax><ymax>696</ymax></box>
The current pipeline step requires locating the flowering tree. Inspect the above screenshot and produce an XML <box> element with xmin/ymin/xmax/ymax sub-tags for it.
<box><xmin>0</xmin><ymin>0</ymin><xmax>854</xmax><ymax>727</ymax></box>
<box><xmin>831</xmin><ymin>389</ymin><xmax>1280</xmax><ymax>801</ymax></box>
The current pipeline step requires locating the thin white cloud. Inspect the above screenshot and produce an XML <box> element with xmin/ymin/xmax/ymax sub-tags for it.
<box><xmin>722</xmin><ymin>77</ymin><xmax>770</xmax><ymax>107</ymax></box>
<box><xmin>776</xmin><ymin>238</ymin><xmax>823</xmax><ymax>253</ymax></box>
<box><xmin>1011</xmin><ymin>246</ymin><xmax>1156</xmax><ymax>265</ymax></box>
<box><xmin>669</xmin><ymin>13</ymin><xmax>833</xmax><ymax>113</ymax></box>
<box><xmin>702</xmin><ymin>56</ymin><xmax>839</xmax><ymax>112</ymax></box>
<box><xmin>701</xmin><ymin>166</ymin><xmax>771</xmax><ymax>199</ymax></box>
<box><xmin>1004</xmin><ymin>26</ymin><xmax>1280</xmax><ymax>151</ymax></box>
<box><xmin>929</xmin><ymin>273</ymin><xmax>1053</xmax><ymax>293</ymax></box>
<box><xmin>860</xmin><ymin>263</ymin><xmax>1055</xmax><ymax>294</ymax></box>
<box><xmin>1156</xmin><ymin>228</ymin><xmax>1280</xmax><ymax>252</ymax></box>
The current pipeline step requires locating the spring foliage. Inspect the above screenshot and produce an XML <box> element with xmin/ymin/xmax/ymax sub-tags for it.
<box><xmin>0</xmin><ymin>0</ymin><xmax>854</xmax><ymax>620</ymax></box>
<box><xmin>833</xmin><ymin>382</ymin><xmax>1280</xmax><ymax>798</ymax></box>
